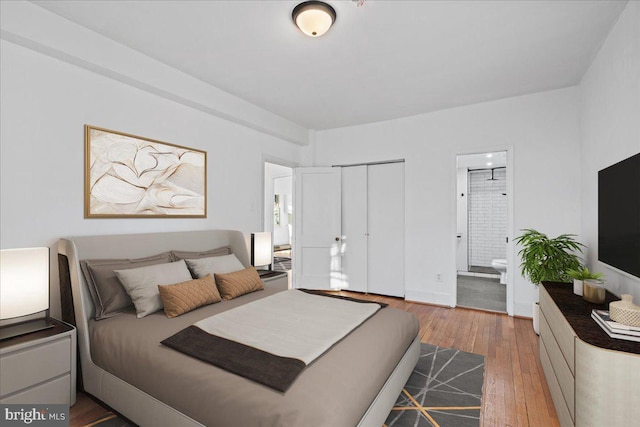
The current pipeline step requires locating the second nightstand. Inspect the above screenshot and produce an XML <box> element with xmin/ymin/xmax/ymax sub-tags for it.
<box><xmin>0</xmin><ymin>319</ymin><xmax>76</xmax><ymax>405</ymax></box>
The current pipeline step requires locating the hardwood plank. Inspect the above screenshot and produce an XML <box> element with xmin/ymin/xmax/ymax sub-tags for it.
<box><xmin>69</xmin><ymin>392</ymin><xmax>111</xmax><ymax>427</ymax></box>
<box><xmin>68</xmin><ymin>293</ymin><xmax>559</xmax><ymax>427</ymax></box>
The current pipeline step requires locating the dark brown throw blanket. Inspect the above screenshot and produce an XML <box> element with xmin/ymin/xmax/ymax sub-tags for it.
<box><xmin>161</xmin><ymin>290</ymin><xmax>386</xmax><ymax>392</ymax></box>
<box><xmin>300</xmin><ymin>289</ymin><xmax>389</xmax><ymax>307</ymax></box>
<box><xmin>161</xmin><ymin>327</ymin><xmax>305</xmax><ymax>392</ymax></box>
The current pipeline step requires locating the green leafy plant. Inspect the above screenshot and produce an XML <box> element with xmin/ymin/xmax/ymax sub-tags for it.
<box><xmin>514</xmin><ymin>229</ymin><xmax>584</xmax><ymax>286</ymax></box>
<box><xmin>566</xmin><ymin>266</ymin><xmax>604</xmax><ymax>281</ymax></box>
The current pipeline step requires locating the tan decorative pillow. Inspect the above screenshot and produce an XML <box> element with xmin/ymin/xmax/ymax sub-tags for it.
<box><xmin>158</xmin><ymin>274</ymin><xmax>222</xmax><ymax>318</ymax></box>
<box><xmin>214</xmin><ymin>267</ymin><xmax>264</xmax><ymax>300</ymax></box>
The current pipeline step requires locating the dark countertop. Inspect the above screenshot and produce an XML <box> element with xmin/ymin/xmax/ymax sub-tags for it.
<box><xmin>0</xmin><ymin>318</ymin><xmax>73</xmax><ymax>350</ymax></box>
<box><xmin>542</xmin><ymin>282</ymin><xmax>640</xmax><ymax>355</ymax></box>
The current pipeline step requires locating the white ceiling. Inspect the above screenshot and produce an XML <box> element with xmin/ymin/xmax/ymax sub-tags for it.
<box><xmin>33</xmin><ymin>0</ymin><xmax>627</xmax><ymax>131</ymax></box>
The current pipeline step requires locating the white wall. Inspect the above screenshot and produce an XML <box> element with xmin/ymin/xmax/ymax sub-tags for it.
<box><xmin>0</xmin><ymin>1</ymin><xmax>308</xmax><ymax>146</ymax></box>
<box><xmin>580</xmin><ymin>1</ymin><xmax>640</xmax><ymax>300</ymax></box>
<box><xmin>313</xmin><ymin>87</ymin><xmax>582</xmax><ymax>317</ymax></box>
<box><xmin>0</xmin><ymin>40</ymin><xmax>302</xmax><ymax>318</ymax></box>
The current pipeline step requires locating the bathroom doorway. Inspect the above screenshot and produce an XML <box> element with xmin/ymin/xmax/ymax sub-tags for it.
<box><xmin>455</xmin><ymin>151</ymin><xmax>509</xmax><ymax>313</ymax></box>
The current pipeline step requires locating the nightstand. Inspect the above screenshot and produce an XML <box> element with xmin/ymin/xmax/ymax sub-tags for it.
<box><xmin>258</xmin><ymin>269</ymin><xmax>290</xmax><ymax>288</ymax></box>
<box><xmin>0</xmin><ymin>319</ymin><xmax>76</xmax><ymax>405</ymax></box>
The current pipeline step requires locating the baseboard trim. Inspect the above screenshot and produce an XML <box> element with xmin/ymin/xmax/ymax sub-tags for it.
<box><xmin>405</xmin><ymin>290</ymin><xmax>452</xmax><ymax>307</ymax></box>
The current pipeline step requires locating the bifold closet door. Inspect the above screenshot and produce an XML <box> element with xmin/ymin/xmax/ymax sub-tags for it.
<box><xmin>367</xmin><ymin>162</ymin><xmax>405</xmax><ymax>297</ymax></box>
<box><xmin>341</xmin><ymin>166</ymin><xmax>368</xmax><ymax>293</ymax></box>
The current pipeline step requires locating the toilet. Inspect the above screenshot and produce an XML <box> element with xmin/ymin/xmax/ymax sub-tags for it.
<box><xmin>491</xmin><ymin>259</ymin><xmax>507</xmax><ymax>284</ymax></box>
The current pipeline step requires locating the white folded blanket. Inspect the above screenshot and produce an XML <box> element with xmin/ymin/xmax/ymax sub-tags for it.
<box><xmin>195</xmin><ymin>289</ymin><xmax>381</xmax><ymax>364</ymax></box>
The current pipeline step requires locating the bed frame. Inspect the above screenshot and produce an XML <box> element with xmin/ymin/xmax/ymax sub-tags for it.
<box><xmin>58</xmin><ymin>229</ymin><xmax>420</xmax><ymax>427</ymax></box>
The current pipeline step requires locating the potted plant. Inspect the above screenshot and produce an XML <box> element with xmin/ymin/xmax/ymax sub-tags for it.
<box><xmin>566</xmin><ymin>267</ymin><xmax>604</xmax><ymax>296</ymax></box>
<box><xmin>514</xmin><ymin>229</ymin><xmax>584</xmax><ymax>334</ymax></box>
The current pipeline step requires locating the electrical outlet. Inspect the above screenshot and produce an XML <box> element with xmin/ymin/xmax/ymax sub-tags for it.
<box><xmin>436</xmin><ymin>273</ymin><xmax>442</xmax><ymax>282</ymax></box>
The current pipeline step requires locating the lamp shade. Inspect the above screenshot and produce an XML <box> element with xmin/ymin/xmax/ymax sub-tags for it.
<box><xmin>292</xmin><ymin>1</ymin><xmax>336</xmax><ymax>37</ymax></box>
<box><xmin>251</xmin><ymin>233</ymin><xmax>273</xmax><ymax>268</ymax></box>
<box><xmin>0</xmin><ymin>247</ymin><xmax>50</xmax><ymax>320</ymax></box>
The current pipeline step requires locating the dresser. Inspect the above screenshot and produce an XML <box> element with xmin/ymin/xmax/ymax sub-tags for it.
<box><xmin>539</xmin><ymin>282</ymin><xmax>640</xmax><ymax>427</ymax></box>
<box><xmin>0</xmin><ymin>319</ymin><xmax>76</xmax><ymax>405</ymax></box>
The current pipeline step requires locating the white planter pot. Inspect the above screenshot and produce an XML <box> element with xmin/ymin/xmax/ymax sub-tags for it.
<box><xmin>573</xmin><ymin>279</ymin><xmax>584</xmax><ymax>296</ymax></box>
<box><xmin>532</xmin><ymin>302</ymin><xmax>540</xmax><ymax>335</ymax></box>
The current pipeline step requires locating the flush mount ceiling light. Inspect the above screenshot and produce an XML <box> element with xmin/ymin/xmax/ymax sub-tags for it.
<box><xmin>292</xmin><ymin>1</ymin><xmax>336</xmax><ymax>37</ymax></box>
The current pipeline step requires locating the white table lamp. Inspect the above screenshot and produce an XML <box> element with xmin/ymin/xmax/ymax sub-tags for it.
<box><xmin>0</xmin><ymin>247</ymin><xmax>53</xmax><ymax>340</ymax></box>
<box><xmin>251</xmin><ymin>232</ymin><xmax>273</xmax><ymax>270</ymax></box>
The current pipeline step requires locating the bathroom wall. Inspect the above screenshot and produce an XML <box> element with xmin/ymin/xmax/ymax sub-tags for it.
<box><xmin>468</xmin><ymin>168</ymin><xmax>507</xmax><ymax>267</ymax></box>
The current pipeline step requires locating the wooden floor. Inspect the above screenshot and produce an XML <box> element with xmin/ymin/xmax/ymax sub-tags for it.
<box><xmin>69</xmin><ymin>293</ymin><xmax>559</xmax><ymax>427</ymax></box>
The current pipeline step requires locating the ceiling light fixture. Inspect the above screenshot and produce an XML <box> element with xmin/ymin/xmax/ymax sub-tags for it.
<box><xmin>292</xmin><ymin>1</ymin><xmax>336</xmax><ymax>37</ymax></box>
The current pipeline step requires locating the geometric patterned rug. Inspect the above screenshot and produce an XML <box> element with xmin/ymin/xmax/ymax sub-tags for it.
<box><xmin>384</xmin><ymin>344</ymin><xmax>485</xmax><ymax>427</ymax></box>
<box><xmin>273</xmin><ymin>256</ymin><xmax>292</xmax><ymax>272</ymax></box>
<box><xmin>82</xmin><ymin>413</ymin><xmax>135</xmax><ymax>427</ymax></box>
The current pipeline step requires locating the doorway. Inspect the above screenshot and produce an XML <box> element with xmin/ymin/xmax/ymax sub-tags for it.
<box><xmin>264</xmin><ymin>162</ymin><xmax>293</xmax><ymax>274</ymax></box>
<box><xmin>455</xmin><ymin>151</ymin><xmax>509</xmax><ymax>313</ymax></box>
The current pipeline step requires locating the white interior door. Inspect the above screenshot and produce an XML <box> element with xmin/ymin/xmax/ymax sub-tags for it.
<box><xmin>293</xmin><ymin>167</ymin><xmax>342</xmax><ymax>289</ymax></box>
<box><xmin>341</xmin><ymin>166</ymin><xmax>368</xmax><ymax>293</ymax></box>
<box><xmin>367</xmin><ymin>162</ymin><xmax>405</xmax><ymax>297</ymax></box>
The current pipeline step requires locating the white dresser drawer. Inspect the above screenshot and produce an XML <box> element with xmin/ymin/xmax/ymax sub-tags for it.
<box><xmin>540</xmin><ymin>338</ymin><xmax>574</xmax><ymax>427</ymax></box>
<box><xmin>0</xmin><ymin>375</ymin><xmax>71</xmax><ymax>404</ymax></box>
<box><xmin>540</xmin><ymin>287</ymin><xmax>576</xmax><ymax>374</ymax></box>
<box><xmin>540</xmin><ymin>311</ymin><xmax>575</xmax><ymax>421</ymax></box>
<box><xmin>0</xmin><ymin>336</ymin><xmax>71</xmax><ymax>396</ymax></box>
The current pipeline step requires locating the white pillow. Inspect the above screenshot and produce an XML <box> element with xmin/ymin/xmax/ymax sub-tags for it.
<box><xmin>185</xmin><ymin>254</ymin><xmax>245</xmax><ymax>279</ymax></box>
<box><xmin>115</xmin><ymin>260</ymin><xmax>193</xmax><ymax>318</ymax></box>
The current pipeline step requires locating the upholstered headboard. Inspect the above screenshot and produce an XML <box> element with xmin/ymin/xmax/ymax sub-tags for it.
<box><xmin>58</xmin><ymin>229</ymin><xmax>251</xmax><ymax>390</ymax></box>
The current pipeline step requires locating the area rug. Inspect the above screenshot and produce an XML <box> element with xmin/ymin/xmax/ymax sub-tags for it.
<box><xmin>273</xmin><ymin>256</ymin><xmax>292</xmax><ymax>271</ymax></box>
<box><xmin>384</xmin><ymin>344</ymin><xmax>485</xmax><ymax>427</ymax></box>
<box><xmin>82</xmin><ymin>413</ymin><xmax>135</xmax><ymax>427</ymax></box>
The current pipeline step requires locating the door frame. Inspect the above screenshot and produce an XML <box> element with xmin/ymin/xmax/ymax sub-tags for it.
<box><xmin>450</xmin><ymin>146</ymin><xmax>515</xmax><ymax>316</ymax></box>
<box><xmin>262</xmin><ymin>157</ymin><xmax>297</xmax><ymax>287</ymax></box>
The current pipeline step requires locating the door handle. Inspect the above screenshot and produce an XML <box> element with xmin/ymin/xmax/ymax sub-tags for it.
<box><xmin>335</xmin><ymin>237</ymin><xmax>340</xmax><ymax>241</ymax></box>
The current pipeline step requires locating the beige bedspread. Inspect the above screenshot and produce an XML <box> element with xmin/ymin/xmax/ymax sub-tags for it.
<box><xmin>89</xmin><ymin>283</ymin><xmax>419</xmax><ymax>427</ymax></box>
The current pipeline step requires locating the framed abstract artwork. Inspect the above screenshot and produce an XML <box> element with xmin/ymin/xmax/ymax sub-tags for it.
<box><xmin>85</xmin><ymin>125</ymin><xmax>206</xmax><ymax>218</ymax></box>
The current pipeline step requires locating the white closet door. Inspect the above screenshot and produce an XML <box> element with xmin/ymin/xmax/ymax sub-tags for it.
<box><xmin>367</xmin><ymin>162</ymin><xmax>405</xmax><ymax>297</ymax></box>
<box><xmin>293</xmin><ymin>167</ymin><xmax>342</xmax><ymax>290</ymax></box>
<box><xmin>341</xmin><ymin>166</ymin><xmax>368</xmax><ymax>293</ymax></box>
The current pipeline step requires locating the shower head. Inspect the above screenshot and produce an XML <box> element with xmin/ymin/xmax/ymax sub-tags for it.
<box><xmin>487</xmin><ymin>167</ymin><xmax>506</xmax><ymax>181</ymax></box>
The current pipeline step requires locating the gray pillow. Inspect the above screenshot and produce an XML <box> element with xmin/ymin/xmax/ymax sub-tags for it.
<box><xmin>171</xmin><ymin>246</ymin><xmax>231</xmax><ymax>261</ymax></box>
<box><xmin>185</xmin><ymin>254</ymin><xmax>245</xmax><ymax>279</ymax></box>
<box><xmin>80</xmin><ymin>252</ymin><xmax>173</xmax><ymax>320</ymax></box>
<box><xmin>115</xmin><ymin>260</ymin><xmax>193</xmax><ymax>318</ymax></box>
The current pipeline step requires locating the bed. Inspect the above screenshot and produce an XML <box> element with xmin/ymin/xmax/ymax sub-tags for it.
<box><xmin>58</xmin><ymin>230</ymin><xmax>420</xmax><ymax>427</ymax></box>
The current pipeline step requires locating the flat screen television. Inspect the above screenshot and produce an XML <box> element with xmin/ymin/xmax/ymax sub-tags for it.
<box><xmin>598</xmin><ymin>152</ymin><xmax>640</xmax><ymax>278</ymax></box>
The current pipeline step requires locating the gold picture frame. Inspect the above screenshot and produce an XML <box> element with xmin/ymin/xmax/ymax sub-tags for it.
<box><xmin>85</xmin><ymin>125</ymin><xmax>207</xmax><ymax>218</ymax></box>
